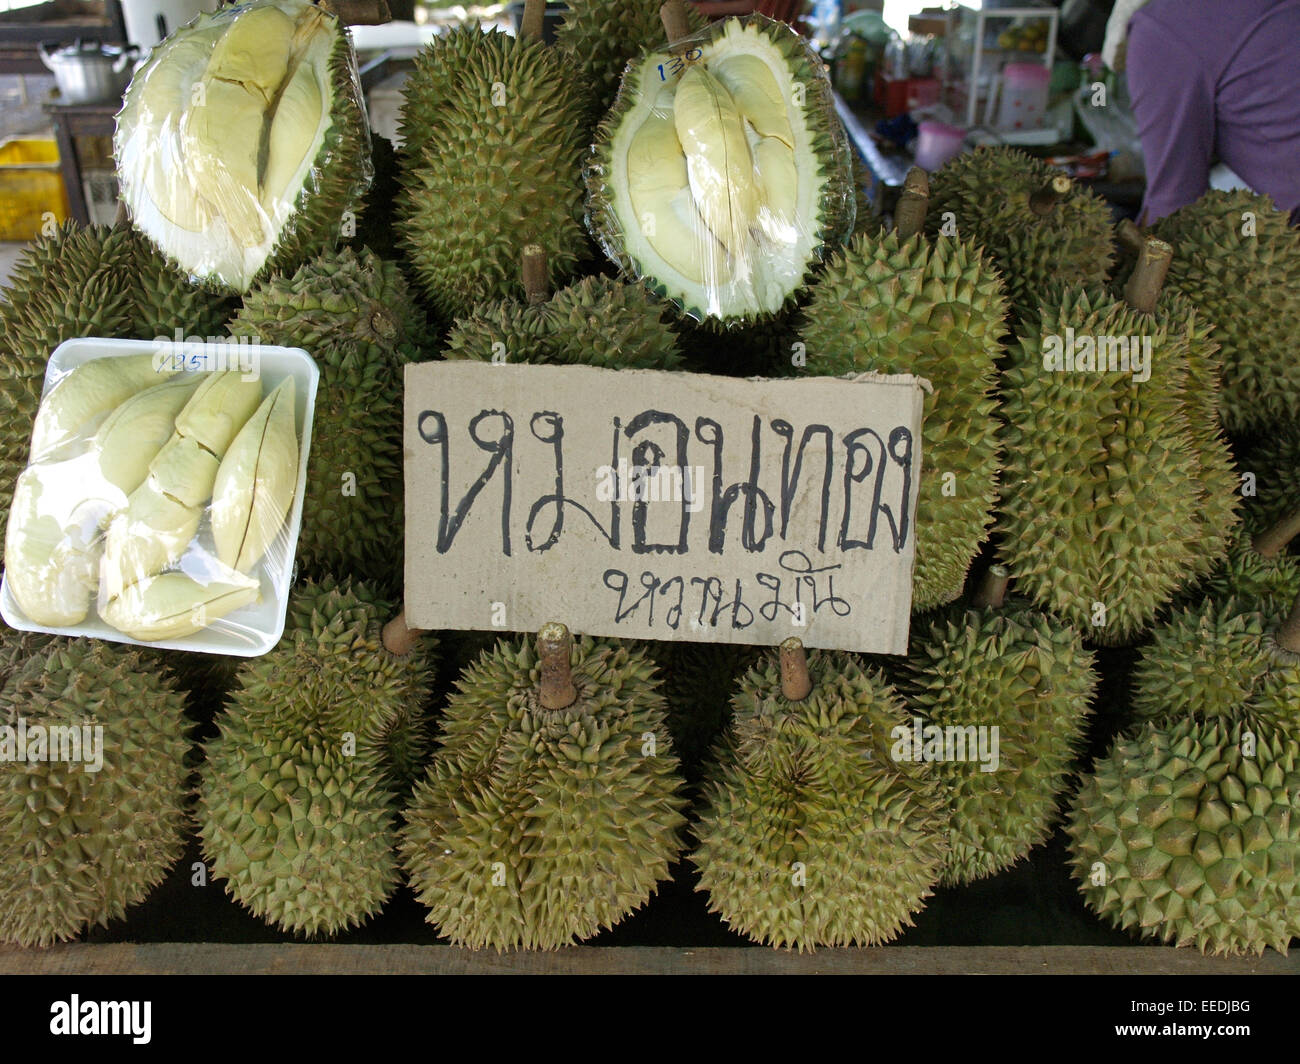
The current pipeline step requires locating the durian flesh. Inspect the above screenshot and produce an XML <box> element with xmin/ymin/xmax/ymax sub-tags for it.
<box><xmin>115</xmin><ymin>0</ymin><xmax>366</xmax><ymax>292</ymax></box>
<box><xmin>590</xmin><ymin>16</ymin><xmax>854</xmax><ymax>323</ymax></box>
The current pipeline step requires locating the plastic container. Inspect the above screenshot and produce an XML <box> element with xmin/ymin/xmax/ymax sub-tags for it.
<box><xmin>915</xmin><ymin>120</ymin><xmax>966</xmax><ymax>172</ymax></box>
<box><xmin>996</xmin><ymin>62</ymin><xmax>1050</xmax><ymax>131</ymax></box>
<box><xmin>1</xmin><ymin>338</ymin><xmax>319</xmax><ymax>658</ymax></box>
<box><xmin>0</xmin><ymin>138</ymin><xmax>69</xmax><ymax>241</ymax></box>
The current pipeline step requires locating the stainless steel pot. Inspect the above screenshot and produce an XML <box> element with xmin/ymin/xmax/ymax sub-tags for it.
<box><xmin>39</xmin><ymin>39</ymin><xmax>137</xmax><ymax>106</ymax></box>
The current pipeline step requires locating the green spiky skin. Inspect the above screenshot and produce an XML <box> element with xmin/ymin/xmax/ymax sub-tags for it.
<box><xmin>801</xmin><ymin>232</ymin><xmax>1006</xmax><ymax>612</ymax></box>
<box><xmin>396</xmin><ymin>26</ymin><xmax>492</xmax><ymax>168</ymax></box>
<box><xmin>1196</xmin><ymin>531</ymin><xmax>1300</xmax><ymax>619</ymax></box>
<box><xmin>900</xmin><ymin>608</ymin><xmax>1098</xmax><ymax>886</ymax></box>
<box><xmin>398</xmin><ymin>28</ymin><xmax>591</xmax><ymax>323</ymax></box>
<box><xmin>196</xmin><ymin>579</ymin><xmax>433</xmax><ymax>936</ymax></box>
<box><xmin>1154</xmin><ymin>189</ymin><xmax>1300</xmax><ymax>434</ymax></box>
<box><xmin>230</xmin><ymin>248</ymin><xmax>425</xmax><ymax>587</ymax></box>
<box><xmin>692</xmin><ymin>651</ymin><xmax>948</xmax><ymax>949</ymax></box>
<box><xmin>401</xmin><ymin>635</ymin><xmax>687</xmax><ymax>950</ymax></box>
<box><xmin>199</xmin><ymin>718</ymin><xmax>399</xmax><ymax>937</ymax></box>
<box><xmin>850</xmin><ymin>151</ymin><xmax>880</xmax><ymax>240</ymax></box>
<box><xmin>1067</xmin><ymin>718</ymin><xmax>1300</xmax><ymax>956</ymax></box>
<box><xmin>588</xmin><ymin>15</ymin><xmax>855</xmax><ymax>326</ymax></box>
<box><xmin>443</xmin><ymin>275</ymin><xmax>681</xmax><ymax>369</ymax></box>
<box><xmin>1131</xmin><ymin>598</ymin><xmax>1300</xmax><ymax>734</ymax></box>
<box><xmin>128</xmin><ymin>231</ymin><xmax>234</xmax><ymax>339</ymax></box>
<box><xmin>1240</xmin><ymin>430</ymin><xmax>1300</xmax><ymax>535</ymax></box>
<box><xmin>0</xmin><ymin>626</ymin><xmax>56</xmax><ymax>687</ymax></box>
<box><xmin>926</xmin><ymin>146</ymin><xmax>1114</xmax><ymax>323</ymax></box>
<box><xmin>998</xmin><ymin>287</ymin><xmax>1203</xmax><ymax>644</ymax></box>
<box><xmin>555</xmin><ymin>0</ymin><xmax>709</xmax><ymax>121</ymax></box>
<box><xmin>0</xmin><ymin>641</ymin><xmax>190</xmax><ymax>947</ymax></box>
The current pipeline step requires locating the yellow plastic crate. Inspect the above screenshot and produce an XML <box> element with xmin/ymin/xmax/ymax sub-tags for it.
<box><xmin>0</xmin><ymin>138</ymin><xmax>70</xmax><ymax>242</ymax></box>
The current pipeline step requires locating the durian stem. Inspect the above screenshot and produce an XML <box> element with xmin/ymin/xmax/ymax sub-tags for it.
<box><xmin>113</xmin><ymin>199</ymin><xmax>128</xmax><ymax>227</ymax></box>
<box><xmin>315</xmin><ymin>0</ymin><xmax>391</xmax><ymax>25</ymax></box>
<box><xmin>537</xmin><ymin>622</ymin><xmax>577</xmax><ymax>710</ymax></box>
<box><xmin>972</xmin><ymin>565</ymin><xmax>1010</xmax><ymax>609</ymax></box>
<box><xmin>519</xmin><ymin>0</ymin><xmax>545</xmax><ymax>43</ymax></box>
<box><xmin>1277</xmin><ymin>591</ymin><xmax>1300</xmax><ymax>655</ymax></box>
<box><xmin>522</xmin><ymin>245</ymin><xmax>549</xmax><ymax>305</ymax></box>
<box><xmin>1123</xmin><ymin>237</ymin><xmax>1173</xmax><ymax>314</ymax></box>
<box><xmin>382</xmin><ymin>611</ymin><xmax>426</xmax><ymax>656</ymax></box>
<box><xmin>1252</xmin><ymin>508</ymin><xmax>1300</xmax><ymax>560</ymax></box>
<box><xmin>779</xmin><ymin>637</ymin><xmax>813</xmax><ymax>702</ymax></box>
<box><xmin>661</xmin><ymin>0</ymin><xmax>691</xmax><ymax>46</ymax></box>
<box><xmin>894</xmin><ymin>167</ymin><xmax>930</xmax><ymax>242</ymax></box>
<box><xmin>1029</xmin><ymin>175</ymin><xmax>1072</xmax><ymax>216</ymax></box>
<box><xmin>1116</xmin><ymin>217</ymin><xmax>1146</xmax><ymax>256</ymax></box>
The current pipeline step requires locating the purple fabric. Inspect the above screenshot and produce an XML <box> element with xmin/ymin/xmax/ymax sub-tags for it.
<box><xmin>1126</xmin><ymin>0</ymin><xmax>1300</xmax><ymax>224</ymax></box>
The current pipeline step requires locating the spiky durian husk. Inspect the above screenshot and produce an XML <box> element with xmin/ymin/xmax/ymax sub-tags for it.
<box><xmin>1196</xmin><ymin>531</ymin><xmax>1300</xmax><ymax>618</ymax></box>
<box><xmin>0</xmin><ymin>625</ymin><xmax>56</xmax><ymax>686</ymax></box>
<box><xmin>128</xmin><ymin>231</ymin><xmax>234</xmax><ymax>340</ymax></box>
<box><xmin>196</xmin><ymin>579</ymin><xmax>433</xmax><ymax>935</ymax></box>
<box><xmin>230</xmin><ymin>248</ymin><xmax>424</xmax><ymax>587</ymax></box>
<box><xmin>587</xmin><ymin>15</ymin><xmax>855</xmax><ymax>326</ymax></box>
<box><xmin>443</xmin><ymin>275</ymin><xmax>681</xmax><ymax>369</ymax></box>
<box><xmin>400</xmin><ymin>635</ymin><xmax>687</xmax><ymax>950</ymax></box>
<box><xmin>398</xmin><ymin>28</ymin><xmax>590</xmax><ymax>323</ymax></box>
<box><xmin>1067</xmin><ymin>718</ymin><xmax>1300</xmax><ymax>956</ymax></box>
<box><xmin>672</xmin><ymin>306</ymin><xmax>805</xmax><ymax>377</ymax></box>
<box><xmin>692</xmin><ymin>651</ymin><xmax>948</xmax><ymax>949</ymax></box>
<box><xmin>1153</xmin><ymin>189</ymin><xmax>1300</xmax><ymax>434</ymax></box>
<box><xmin>199</xmin><ymin>719</ymin><xmax>399</xmax><ymax>937</ymax></box>
<box><xmin>1131</xmin><ymin>598</ymin><xmax>1300</xmax><ymax>733</ymax></box>
<box><xmin>555</xmin><ymin>0</ymin><xmax>709</xmax><ymax>121</ymax></box>
<box><xmin>926</xmin><ymin>146</ymin><xmax>1113</xmax><ymax>322</ymax></box>
<box><xmin>900</xmin><ymin>608</ymin><xmax>1098</xmax><ymax>886</ymax></box>
<box><xmin>997</xmin><ymin>287</ymin><xmax>1203</xmax><ymax>644</ymax></box>
<box><xmin>800</xmin><ymin>232</ymin><xmax>1005</xmax><ymax>611</ymax></box>
<box><xmin>0</xmin><ymin>640</ymin><xmax>190</xmax><ymax>947</ymax></box>
<box><xmin>395</xmin><ymin>25</ymin><xmax>493</xmax><ymax>167</ymax></box>
<box><xmin>1239</xmin><ymin>430</ymin><xmax>1300</xmax><ymax>535</ymax></box>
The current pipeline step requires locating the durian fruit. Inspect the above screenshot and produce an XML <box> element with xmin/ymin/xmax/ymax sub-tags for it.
<box><xmin>230</xmin><ymin>247</ymin><xmax>423</xmax><ymax>588</ymax></box>
<box><xmin>1067</xmin><ymin>717</ymin><xmax>1300</xmax><ymax>955</ymax></box>
<box><xmin>197</xmin><ymin>578</ymin><xmax>435</xmax><ymax>935</ymax></box>
<box><xmin>127</xmin><ymin>232</ymin><xmax>234</xmax><ymax>340</ymax></box>
<box><xmin>692</xmin><ymin>640</ymin><xmax>948</xmax><ymax>949</ymax></box>
<box><xmin>443</xmin><ymin>247</ymin><xmax>681</xmax><ymax>369</ymax></box>
<box><xmin>1195</xmin><ymin>512</ymin><xmax>1300</xmax><ymax>620</ymax></box>
<box><xmin>401</xmin><ymin>624</ymin><xmax>687</xmax><ymax>950</ymax></box>
<box><xmin>588</xmin><ymin>14</ymin><xmax>855</xmax><ymax>324</ymax></box>
<box><xmin>1131</xmin><ymin>588</ymin><xmax>1300</xmax><ymax>735</ymax></box>
<box><xmin>997</xmin><ymin>286</ymin><xmax>1203</xmax><ymax>644</ymax></box>
<box><xmin>556</xmin><ymin>0</ymin><xmax>708</xmax><ymax>121</ymax></box>
<box><xmin>398</xmin><ymin>17</ymin><xmax>591</xmax><ymax>322</ymax></box>
<box><xmin>800</xmin><ymin>169</ymin><xmax>1005</xmax><ymax>611</ymax></box>
<box><xmin>899</xmin><ymin>567</ymin><xmax>1098</xmax><ymax>886</ymax></box>
<box><xmin>1240</xmin><ymin>431</ymin><xmax>1300</xmax><ymax>534</ymax></box>
<box><xmin>0</xmin><ymin>640</ymin><xmax>190</xmax><ymax>947</ymax></box>
<box><xmin>926</xmin><ymin>146</ymin><xmax>1113</xmax><ymax>322</ymax></box>
<box><xmin>114</xmin><ymin>0</ymin><xmax>372</xmax><ymax>293</ymax></box>
<box><xmin>1153</xmin><ymin>189</ymin><xmax>1300</xmax><ymax>434</ymax></box>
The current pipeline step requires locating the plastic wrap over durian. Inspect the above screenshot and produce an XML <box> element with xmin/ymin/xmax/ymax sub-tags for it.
<box><xmin>113</xmin><ymin>0</ymin><xmax>373</xmax><ymax>294</ymax></box>
<box><xmin>585</xmin><ymin>14</ymin><xmax>856</xmax><ymax>326</ymax></box>
<box><xmin>0</xmin><ymin>339</ymin><xmax>319</xmax><ymax>657</ymax></box>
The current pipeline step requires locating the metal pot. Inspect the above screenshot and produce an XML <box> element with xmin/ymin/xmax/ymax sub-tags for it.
<box><xmin>39</xmin><ymin>39</ymin><xmax>137</xmax><ymax>106</ymax></box>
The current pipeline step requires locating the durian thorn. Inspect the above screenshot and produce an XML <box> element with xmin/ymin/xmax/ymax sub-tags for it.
<box><xmin>314</xmin><ymin>0</ymin><xmax>391</xmax><ymax>26</ymax></box>
<box><xmin>1116</xmin><ymin>217</ymin><xmax>1146</xmax><ymax>256</ymax></box>
<box><xmin>1123</xmin><ymin>237</ymin><xmax>1173</xmax><ymax>314</ymax></box>
<box><xmin>537</xmin><ymin>621</ymin><xmax>577</xmax><ymax>709</ymax></box>
<box><xmin>894</xmin><ymin>167</ymin><xmax>930</xmax><ymax>242</ymax></box>
<box><xmin>1276</xmin><ymin>590</ymin><xmax>1300</xmax><ymax>655</ymax></box>
<box><xmin>1251</xmin><ymin>507</ymin><xmax>1300</xmax><ymax>560</ymax></box>
<box><xmin>520</xmin><ymin>0</ymin><xmax>545</xmax><ymax>43</ymax></box>
<box><xmin>778</xmin><ymin>637</ymin><xmax>812</xmax><ymax>702</ymax></box>
<box><xmin>660</xmin><ymin>0</ymin><xmax>691</xmax><ymax>47</ymax></box>
<box><xmin>382</xmin><ymin>611</ymin><xmax>426</xmax><ymax>656</ymax></box>
<box><xmin>1029</xmin><ymin>175</ymin><xmax>1072</xmax><ymax>216</ymax></box>
<box><xmin>972</xmin><ymin>565</ymin><xmax>1010</xmax><ymax>609</ymax></box>
<box><xmin>522</xmin><ymin>245</ymin><xmax>549</xmax><ymax>305</ymax></box>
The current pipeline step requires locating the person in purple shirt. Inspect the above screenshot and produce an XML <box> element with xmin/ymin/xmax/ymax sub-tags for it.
<box><xmin>1123</xmin><ymin>0</ymin><xmax>1300</xmax><ymax>225</ymax></box>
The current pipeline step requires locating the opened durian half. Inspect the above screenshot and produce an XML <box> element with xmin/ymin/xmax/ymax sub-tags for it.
<box><xmin>114</xmin><ymin>0</ymin><xmax>371</xmax><ymax>293</ymax></box>
<box><xmin>588</xmin><ymin>14</ymin><xmax>854</xmax><ymax>324</ymax></box>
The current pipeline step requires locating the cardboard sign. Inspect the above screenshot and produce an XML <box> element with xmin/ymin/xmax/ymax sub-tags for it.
<box><xmin>403</xmin><ymin>363</ymin><xmax>926</xmax><ymax>654</ymax></box>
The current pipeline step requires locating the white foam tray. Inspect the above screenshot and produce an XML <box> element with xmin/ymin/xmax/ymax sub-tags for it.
<box><xmin>1</xmin><ymin>337</ymin><xmax>319</xmax><ymax>657</ymax></box>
